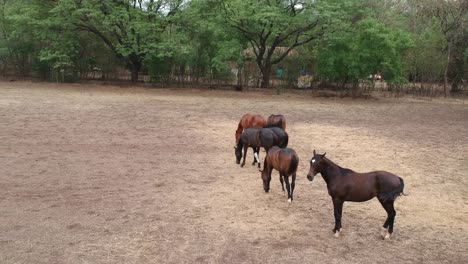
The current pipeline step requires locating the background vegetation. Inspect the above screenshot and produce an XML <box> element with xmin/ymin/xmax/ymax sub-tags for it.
<box><xmin>0</xmin><ymin>0</ymin><xmax>466</xmax><ymax>95</ymax></box>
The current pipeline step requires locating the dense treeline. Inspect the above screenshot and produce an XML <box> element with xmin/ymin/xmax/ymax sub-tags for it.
<box><xmin>0</xmin><ymin>0</ymin><xmax>466</xmax><ymax>94</ymax></box>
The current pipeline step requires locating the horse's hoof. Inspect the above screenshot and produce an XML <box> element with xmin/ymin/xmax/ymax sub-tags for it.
<box><xmin>383</xmin><ymin>232</ymin><xmax>391</xmax><ymax>240</ymax></box>
<box><xmin>288</xmin><ymin>198</ymin><xmax>292</xmax><ymax>204</ymax></box>
<box><xmin>334</xmin><ymin>231</ymin><xmax>340</xmax><ymax>238</ymax></box>
<box><xmin>380</xmin><ymin>227</ymin><xmax>387</xmax><ymax>237</ymax></box>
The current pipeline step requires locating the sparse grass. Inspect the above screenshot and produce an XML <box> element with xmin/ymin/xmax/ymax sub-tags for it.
<box><xmin>0</xmin><ymin>81</ymin><xmax>467</xmax><ymax>263</ymax></box>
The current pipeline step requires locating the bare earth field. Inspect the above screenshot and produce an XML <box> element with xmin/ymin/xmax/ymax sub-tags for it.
<box><xmin>0</xmin><ymin>81</ymin><xmax>467</xmax><ymax>264</ymax></box>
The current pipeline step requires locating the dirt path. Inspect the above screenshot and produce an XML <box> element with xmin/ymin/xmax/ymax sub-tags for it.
<box><xmin>0</xmin><ymin>81</ymin><xmax>467</xmax><ymax>263</ymax></box>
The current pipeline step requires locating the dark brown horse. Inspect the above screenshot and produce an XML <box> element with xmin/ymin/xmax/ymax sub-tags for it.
<box><xmin>306</xmin><ymin>150</ymin><xmax>405</xmax><ymax>239</ymax></box>
<box><xmin>235</xmin><ymin>114</ymin><xmax>266</xmax><ymax>143</ymax></box>
<box><xmin>235</xmin><ymin>128</ymin><xmax>289</xmax><ymax>167</ymax></box>
<box><xmin>235</xmin><ymin>128</ymin><xmax>262</xmax><ymax>167</ymax></box>
<box><xmin>259</xmin><ymin>146</ymin><xmax>298</xmax><ymax>203</ymax></box>
<box><xmin>265</xmin><ymin>114</ymin><xmax>286</xmax><ymax>130</ymax></box>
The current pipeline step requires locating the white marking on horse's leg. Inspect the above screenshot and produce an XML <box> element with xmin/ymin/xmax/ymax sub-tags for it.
<box><xmin>384</xmin><ymin>232</ymin><xmax>391</xmax><ymax>240</ymax></box>
<box><xmin>254</xmin><ymin>152</ymin><xmax>259</xmax><ymax>163</ymax></box>
<box><xmin>288</xmin><ymin>198</ymin><xmax>292</xmax><ymax>204</ymax></box>
<box><xmin>381</xmin><ymin>227</ymin><xmax>387</xmax><ymax>237</ymax></box>
<box><xmin>334</xmin><ymin>230</ymin><xmax>340</xmax><ymax>237</ymax></box>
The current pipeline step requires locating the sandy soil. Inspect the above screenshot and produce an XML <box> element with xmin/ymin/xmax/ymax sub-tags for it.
<box><xmin>0</xmin><ymin>81</ymin><xmax>467</xmax><ymax>264</ymax></box>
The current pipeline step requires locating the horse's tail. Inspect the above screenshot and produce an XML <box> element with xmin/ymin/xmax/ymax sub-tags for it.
<box><xmin>399</xmin><ymin>177</ymin><xmax>408</xmax><ymax>196</ymax></box>
<box><xmin>379</xmin><ymin>177</ymin><xmax>405</xmax><ymax>201</ymax></box>
<box><xmin>288</xmin><ymin>154</ymin><xmax>298</xmax><ymax>176</ymax></box>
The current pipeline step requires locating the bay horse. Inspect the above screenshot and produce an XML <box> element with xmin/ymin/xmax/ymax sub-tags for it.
<box><xmin>259</xmin><ymin>146</ymin><xmax>298</xmax><ymax>203</ymax></box>
<box><xmin>306</xmin><ymin>150</ymin><xmax>405</xmax><ymax>239</ymax></box>
<box><xmin>235</xmin><ymin>114</ymin><xmax>266</xmax><ymax>143</ymax></box>
<box><xmin>265</xmin><ymin>114</ymin><xmax>286</xmax><ymax>130</ymax></box>
<box><xmin>235</xmin><ymin>128</ymin><xmax>289</xmax><ymax>167</ymax></box>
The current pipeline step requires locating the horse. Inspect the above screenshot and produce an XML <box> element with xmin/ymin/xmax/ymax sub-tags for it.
<box><xmin>265</xmin><ymin>114</ymin><xmax>286</xmax><ymax>130</ymax></box>
<box><xmin>235</xmin><ymin>128</ymin><xmax>262</xmax><ymax>167</ymax></box>
<box><xmin>306</xmin><ymin>150</ymin><xmax>405</xmax><ymax>239</ymax></box>
<box><xmin>235</xmin><ymin>114</ymin><xmax>266</xmax><ymax>143</ymax></box>
<box><xmin>259</xmin><ymin>146</ymin><xmax>298</xmax><ymax>203</ymax></box>
<box><xmin>235</xmin><ymin>128</ymin><xmax>289</xmax><ymax>167</ymax></box>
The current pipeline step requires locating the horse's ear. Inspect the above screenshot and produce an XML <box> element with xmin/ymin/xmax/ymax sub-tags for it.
<box><xmin>234</xmin><ymin>146</ymin><xmax>237</xmax><ymax>149</ymax></box>
<box><xmin>322</xmin><ymin>152</ymin><xmax>326</xmax><ymax>157</ymax></box>
<box><xmin>313</xmin><ymin>149</ymin><xmax>316</xmax><ymax>155</ymax></box>
<box><xmin>258</xmin><ymin>170</ymin><xmax>263</xmax><ymax>173</ymax></box>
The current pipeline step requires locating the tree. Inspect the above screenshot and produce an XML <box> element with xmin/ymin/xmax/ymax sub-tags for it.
<box><xmin>216</xmin><ymin>0</ymin><xmax>345</xmax><ymax>88</ymax></box>
<box><xmin>51</xmin><ymin>0</ymin><xmax>184</xmax><ymax>82</ymax></box>
<box><xmin>409</xmin><ymin>0</ymin><xmax>468</xmax><ymax>95</ymax></box>
<box><xmin>316</xmin><ymin>18</ymin><xmax>413</xmax><ymax>88</ymax></box>
<box><xmin>0</xmin><ymin>0</ymin><xmax>49</xmax><ymax>77</ymax></box>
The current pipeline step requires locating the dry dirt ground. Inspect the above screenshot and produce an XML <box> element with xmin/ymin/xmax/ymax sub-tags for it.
<box><xmin>0</xmin><ymin>81</ymin><xmax>467</xmax><ymax>264</ymax></box>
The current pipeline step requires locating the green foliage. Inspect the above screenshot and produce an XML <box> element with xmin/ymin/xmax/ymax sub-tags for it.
<box><xmin>405</xmin><ymin>19</ymin><xmax>446</xmax><ymax>82</ymax></box>
<box><xmin>0</xmin><ymin>0</ymin><xmax>464</xmax><ymax>91</ymax></box>
<box><xmin>316</xmin><ymin>18</ymin><xmax>413</xmax><ymax>85</ymax></box>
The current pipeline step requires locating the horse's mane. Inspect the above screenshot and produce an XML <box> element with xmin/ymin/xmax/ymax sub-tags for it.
<box><xmin>324</xmin><ymin>157</ymin><xmax>354</xmax><ymax>175</ymax></box>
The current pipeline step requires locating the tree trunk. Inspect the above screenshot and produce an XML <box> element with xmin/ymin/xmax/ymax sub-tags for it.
<box><xmin>450</xmin><ymin>53</ymin><xmax>464</xmax><ymax>93</ymax></box>
<box><xmin>443</xmin><ymin>43</ymin><xmax>451</xmax><ymax>98</ymax></box>
<box><xmin>260</xmin><ymin>64</ymin><xmax>272</xmax><ymax>88</ymax></box>
<box><xmin>128</xmin><ymin>61</ymin><xmax>141</xmax><ymax>82</ymax></box>
<box><xmin>130</xmin><ymin>69</ymin><xmax>138</xmax><ymax>82</ymax></box>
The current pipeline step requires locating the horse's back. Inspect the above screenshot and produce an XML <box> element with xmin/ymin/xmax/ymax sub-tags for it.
<box><xmin>251</xmin><ymin>114</ymin><xmax>266</xmax><ymax>128</ymax></box>
<box><xmin>240</xmin><ymin>128</ymin><xmax>261</xmax><ymax>146</ymax></box>
<box><xmin>258</xmin><ymin>128</ymin><xmax>276</xmax><ymax>149</ymax></box>
<box><xmin>241</xmin><ymin>113</ymin><xmax>266</xmax><ymax>128</ymax></box>
<box><xmin>268</xmin><ymin>147</ymin><xmax>298</xmax><ymax>175</ymax></box>
<box><xmin>266</xmin><ymin>114</ymin><xmax>286</xmax><ymax>130</ymax></box>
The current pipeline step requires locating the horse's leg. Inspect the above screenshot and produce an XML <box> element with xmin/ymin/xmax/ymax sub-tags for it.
<box><xmin>279</xmin><ymin>173</ymin><xmax>285</xmax><ymax>194</ymax></box>
<box><xmin>284</xmin><ymin>175</ymin><xmax>292</xmax><ymax>204</ymax></box>
<box><xmin>251</xmin><ymin>147</ymin><xmax>256</xmax><ymax>165</ymax></box>
<box><xmin>379</xmin><ymin>198</ymin><xmax>396</xmax><ymax>239</ymax></box>
<box><xmin>252</xmin><ymin>147</ymin><xmax>259</xmax><ymax>165</ymax></box>
<box><xmin>332</xmin><ymin>198</ymin><xmax>344</xmax><ymax>237</ymax></box>
<box><xmin>241</xmin><ymin>145</ymin><xmax>248</xmax><ymax>167</ymax></box>
<box><xmin>290</xmin><ymin>173</ymin><xmax>296</xmax><ymax>202</ymax></box>
<box><xmin>256</xmin><ymin>148</ymin><xmax>261</xmax><ymax>168</ymax></box>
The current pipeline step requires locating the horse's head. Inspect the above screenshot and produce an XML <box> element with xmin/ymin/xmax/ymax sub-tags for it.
<box><xmin>307</xmin><ymin>150</ymin><xmax>326</xmax><ymax>181</ymax></box>
<box><xmin>259</xmin><ymin>169</ymin><xmax>271</xmax><ymax>192</ymax></box>
<box><xmin>234</xmin><ymin>145</ymin><xmax>242</xmax><ymax>164</ymax></box>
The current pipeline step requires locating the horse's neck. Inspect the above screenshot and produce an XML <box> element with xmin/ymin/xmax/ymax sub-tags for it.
<box><xmin>320</xmin><ymin>158</ymin><xmax>342</xmax><ymax>186</ymax></box>
<box><xmin>236</xmin><ymin>122</ymin><xmax>243</xmax><ymax>133</ymax></box>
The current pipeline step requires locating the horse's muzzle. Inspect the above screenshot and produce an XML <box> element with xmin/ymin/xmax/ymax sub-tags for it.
<box><xmin>307</xmin><ymin>174</ymin><xmax>315</xmax><ymax>181</ymax></box>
